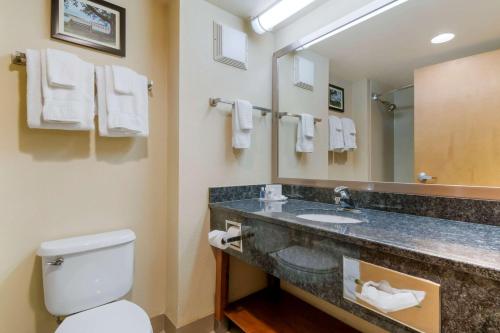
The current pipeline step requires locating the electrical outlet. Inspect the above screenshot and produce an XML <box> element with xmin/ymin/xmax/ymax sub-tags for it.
<box><xmin>225</xmin><ymin>220</ymin><xmax>242</xmax><ymax>252</ymax></box>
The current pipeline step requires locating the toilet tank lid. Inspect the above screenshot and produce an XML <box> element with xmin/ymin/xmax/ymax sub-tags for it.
<box><xmin>37</xmin><ymin>229</ymin><xmax>136</xmax><ymax>257</ymax></box>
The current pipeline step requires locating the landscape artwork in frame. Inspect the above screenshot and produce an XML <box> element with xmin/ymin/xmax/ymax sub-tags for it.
<box><xmin>329</xmin><ymin>84</ymin><xmax>344</xmax><ymax>112</ymax></box>
<box><xmin>51</xmin><ymin>0</ymin><xmax>126</xmax><ymax>56</ymax></box>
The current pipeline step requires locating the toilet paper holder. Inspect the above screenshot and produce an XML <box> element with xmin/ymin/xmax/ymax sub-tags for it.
<box><xmin>221</xmin><ymin>232</ymin><xmax>254</xmax><ymax>245</ymax></box>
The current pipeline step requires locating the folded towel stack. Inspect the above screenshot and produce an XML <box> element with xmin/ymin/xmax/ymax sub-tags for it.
<box><xmin>27</xmin><ymin>49</ymin><xmax>95</xmax><ymax>130</ymax></box>
<box><xmin>96</xmin><ymin>65</ymin><xmax>149</xmax><ymax>137</ymax></box>
<box><xmin>328</xmin><ymin>116</ymin><xmax>345</xmax><ymax>151</ymax></box>
<box><xmin>232</xmin><ymin>99</ymin><xmax>253</xmax><ymax>149</ymax></box>
<box><xmin>296</xmin><ymin>113</ymin><xmax>315</xmax><ymax>153</ymax></box>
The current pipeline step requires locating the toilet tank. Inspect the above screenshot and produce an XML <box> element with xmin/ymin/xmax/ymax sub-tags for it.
<box><xmin>37</xmin><ymin>229</ymin><xmax>136</xmax><ymax>316</ymax></box>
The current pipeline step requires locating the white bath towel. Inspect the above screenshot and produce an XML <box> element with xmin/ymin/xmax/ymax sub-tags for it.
<box><xmin>104</xmin><ymin>65</ymin><xmax>149</xmax><ymax>136</ymax></box>
<box><xmin>26</xmin><ymin>49</ymin><xmax>95</xmax><ymax>130</ymax></box>
<box><xmin>41</xmin><ymin>50</ymin><xmax>94</xmax><ymax>124</ymax></box>
<box><xmin>341</xmin><ymin>117</ymin><xmax>357</xmax><ymax>151</ymax></box>
<box><xmin>296</xmin><ymin>114</ymin><xmax>314</xmax><ymax>153</ymax></box>
<box><xmin>96</xmin><ymin>66</ymin><xmax>149</xmax><ymax>137</ymax></box>
<box><xmin>356</xmin><ymin>280</ymin><xmax>426</xmax><ymax>313</ymax></box>
<box><xmin>112</xmin><ymin>65</ymin><xmax>135</xmax><ymax>95</ymax></box>
<box><xmin>329</xmin><ymin>116</ymin><xmax>345</xmax><ymax>151</ymax></box>
<box><xmin>46</xmin><ymin>48</ymin><xmax>79</xmax><ymax>88</ymax></box>
<box><xmin>232</xmin><ymin>100</ymin><xmax>253</xmax><ymax>149</ymax></box>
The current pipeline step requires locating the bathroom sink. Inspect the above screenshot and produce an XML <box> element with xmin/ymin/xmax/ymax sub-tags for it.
<box><xmin>296</xmin><ymin>214</ymin><xmax>363</xmax><ymax>224</ymax></box>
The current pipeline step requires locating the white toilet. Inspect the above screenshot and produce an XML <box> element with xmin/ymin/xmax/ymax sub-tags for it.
<box><xmin>37</xmin><ymin>229</ymin><xmax>153</xmax><ymax>333</ymax></box>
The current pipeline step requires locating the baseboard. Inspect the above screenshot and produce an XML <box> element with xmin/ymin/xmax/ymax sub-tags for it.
<box><xmin>162</xmin><ymin>314</ymin><xmax>215</xmax><ymax>333</ymax></box>
<box><xmin>151</xmin><ymin>314</ymin><xmax>168</xmax><ymax>333</ymax></box>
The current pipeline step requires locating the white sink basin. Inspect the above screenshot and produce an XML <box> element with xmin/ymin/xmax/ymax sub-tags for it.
<box><xmin>297</xmin><ymin>214</ymin><xmax>363</xmax><ymax>224</ymax></box>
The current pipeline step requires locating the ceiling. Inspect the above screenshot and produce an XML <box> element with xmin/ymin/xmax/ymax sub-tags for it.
<box><xmin>308</xmin><ymin>0</ymin><xmax>500</xmax><ymax>90</ymax></box>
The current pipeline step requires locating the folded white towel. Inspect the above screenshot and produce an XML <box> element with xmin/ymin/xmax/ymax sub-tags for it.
<box><xmin>356</xmin><ymin>280</ymin><xmax>426</xmax><ymax>313</ymax></box>
<box><xmin>112</xmin><ymin>65</ymin><xmax>135</xmax><ymax>95</ymax></box>
<box><xmin>341</xmin><ymin>117</ymin><xmax>357</xmax><ymax>151</ymax></box>
<box><xmin>46</xmin><ymin>48</ymin><xmax>79</xmax><ymax>88</ymax></box>
<box><xmin>208</xmin><ymin>230</ymin><xmax>229</xmax><ymax>250</ymax></box>
<box><xmin>236</xmin><ymin>100</ymin><xmax>253</xmax><ymax>130</ymax></box>
<box><xmin>41</xmin><ymin>49</ymin><xmax>94</xmax><ymax>124</ymax></box>
<box><xmin>296</xmin><ymin>114</ymin><xmax>314</xmax><ymax>153</ymax></box>
<box><xmin>232</xmin><ymin>100</ymin><xmax>253</xmax><ymax>149</ymax></box>
<box><xmin>329</xmin><ymin>116</ymin><xmax>345</xmax><ymax>151</ymax></box>
<box><xmin>104</xmin><ymin>65</ymin><xmax>149</xmax><ymax>136</ymax></box>
<box><xmin>97</xmin><ymin>66</ymin><xmax>149</xmax><ymax>137</ymax></box>
<box><xmin>26</xmin><ymin>49</ymin><xmax>94</xmax><ymax>130</ymax></box>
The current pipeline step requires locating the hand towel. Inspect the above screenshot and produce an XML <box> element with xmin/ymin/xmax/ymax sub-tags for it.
<box><xmin>356</xmin><ymin>280</ymin><xmax>426</xmax><ymax>313</ymax></box>
<box><xmin>329</xmin><ymin>116</ymin><xmax>345</xmax><ymax>151</ymax></box>
<box><xmin>208</xmin><ymin>230</ymin><xmax>229</xmax><ymax>250</ymax></box>
<box><xmin>341</xmin><ymin>117</ymin><xmax>357</xmax><ymax>151</ymax></box>
<box><xmin>26</xmin><ymin>49</ymin><xmax>94</xmax><ymax>130</ymax></box>
<box><xmin>232</xmin><ymin>100</ymin><xmax>253</xmax><ymax>149</ymax></box>
<box><xmin>97</xmin><ymin>66</ymin><xmax>149</xmax><ymax>137</ymax></box>
<box><xmin>104</xmin><ymin>65</ymin><xmax>149</xmax><ymax>136</ymax></box>
<box><xmin>235</xmin><ymin>100</ymin><xmax>253</xmax><ymax>130</ymax></box>
<box><xmin>112</xmin><ymin>65</ymin><xmax>135</xmax><ymax>95</ymax></box>
<box><xmin>46</xmin><ymin>48</ymin><xmax>79</xmax><ymax>88</ymax></box>
<box><xmin>296</xmin><ymin>114</ymin><xmax>314</xmax><ymax>153</ymax></box>
<box><xmin>41</xmin><ymin>49</ymin><xmax>95</xmax><ymax>124</ymax></box>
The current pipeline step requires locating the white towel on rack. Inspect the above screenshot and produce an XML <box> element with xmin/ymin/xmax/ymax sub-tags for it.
<box><xmin>104</xmin><ymin>65</ymin><xmax>149</xmax><ymax>136</ymax></box>
<box><xmin>41</xmin><ymin>49</ymin><xmax>94</xmax><ymax>124</ymax></box>
<box><xmin>112</xmin><ymin>65</ymin><xmax>135</xmax><ymax>95</ymax></box>
<box><xmin>232</xmin><ymin>100</ymin><xmax>253</xmax><ymax>149</ymax></box>
<box><xmin>46</xmin><ymin>48</ymin><xmax>79</xmax><ymax>88</ymax></box>
<box><xmin>329</xmin><ymin>116</ymin><xmax>345</xmax><ymax>151</ymax></box>
<box><xmin>26</xmin><ymin>49</ymin><xmax>95</xmax><ymax>130</ymax></box>
<box><xmin>296</xmin><ymin>114</ymin><xmax>314</xmax><ymax>153</ymax></box>
<box><xmin>96</xmin><ymin>66</ymin><xmax>149</xmax><ymax>137</ymax></box>
<box><xmin>341</xmin><ymin>117</ymin><xmax>357</xmax><ymax>151</ymax></box>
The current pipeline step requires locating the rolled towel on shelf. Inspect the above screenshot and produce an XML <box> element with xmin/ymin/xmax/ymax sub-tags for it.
<box><xmin>355</xmin><ymin>280</ymin><xmax>426</xmax><ymax>313</ymax></box>
<box><xmin>296</xmin><ymin>113</ymin><xmax>314</xmax><ymax>153</ymax></box>
<box><xmin>232</xmin><ymin>99</ymin><xmax>253</xmax><ymax>149</ymax></box>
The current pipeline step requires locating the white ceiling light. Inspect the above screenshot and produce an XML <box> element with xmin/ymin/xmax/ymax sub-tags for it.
<box><xmin>431</xmin><ymin>33</ymin><xmax>455</xmax><ymax>44</ymax></box>
<box><xmin>251</xmin><ymin>0</ymin><xmax>316</xmax><ymax>34</ymax></box>
<box><xmin>298</xmin><ymin>0</ymin><xmax>409</xmax><ymax>50</ymax></box>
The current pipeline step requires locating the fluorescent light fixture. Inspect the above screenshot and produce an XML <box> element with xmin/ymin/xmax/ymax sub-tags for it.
<box><xmin>298</xmin><ymin>0</ymin><xmax>409</xmax><ymax>50</ymax></box>
<box><xmin>251</xmin><ymin>0</ymin><xmax>315</xmax><ymax>34</ymax></box>
<box><xmin>431</xmin><ymin>33</ymin><xmax>455</xmax><ymax>44</ymax></box>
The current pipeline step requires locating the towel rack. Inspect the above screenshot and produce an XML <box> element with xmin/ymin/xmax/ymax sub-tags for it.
<box><xmin>11</xmin><ymin>51</ymin><xmax>154</xmax><ymax>92</ymax></box>
<box><xmin>209</xmin><ymin>97</ymin><xmax>272</xmax><ymax>116</ymax></box>
<box><xmin>278</xmin><ymin>112</ymin><xmax>322</xmax><ymax>123</ymax></box>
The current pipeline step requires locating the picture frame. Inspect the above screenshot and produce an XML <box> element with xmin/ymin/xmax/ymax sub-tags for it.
<box><xmin>329</xmin><ymin>84</ymin><xmax>344</xmax><ymax>112</ymax></box>
<box><xmin>51</xmin><ymin>0</ymin><xmax>126</xmax><ymax>57</ymax></box>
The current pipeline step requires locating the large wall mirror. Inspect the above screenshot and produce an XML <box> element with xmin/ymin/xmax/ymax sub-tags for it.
<box><xmin>273</xmin><ymin>0</ymin><xmax>500</xmax><ymax>199</ymax></box>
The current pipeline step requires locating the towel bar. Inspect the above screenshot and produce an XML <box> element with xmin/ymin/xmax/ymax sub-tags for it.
<box><xmin>209</xmin><ymin>97</ymin><xmax>272</xmax><ymax>116</ymax></box>
<box><xmin>278</xmin><ymin>112</ymin><xmax>322</xmax><ymax>123</ymax></box>
<box><xmin>11</xmin><ymin>51</ymin><xmax>154</xmax><ymax>92</ymax></box>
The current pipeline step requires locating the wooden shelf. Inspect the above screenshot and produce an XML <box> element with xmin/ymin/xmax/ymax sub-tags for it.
<box><xmin>224</xmin><ymin>289</ymin><xmax>360</xmax><ymax>333</ymax></box>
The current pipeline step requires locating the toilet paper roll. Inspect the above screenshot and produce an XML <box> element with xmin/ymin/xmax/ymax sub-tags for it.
<box><xmin>208</xmin><ymin>230</ymin><xmax>229</xmax><ymax>250</ymax></box>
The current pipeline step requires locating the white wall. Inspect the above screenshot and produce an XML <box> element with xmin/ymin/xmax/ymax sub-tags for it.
<box><xmin>278</xmin><ymin>50</ymin><xmax>329</xmax><ymax>179</ymax></box>
<box><xmin>172</xmin><ymin>0</ymin><xmax>274</xmax><ymax>327</ymax></box>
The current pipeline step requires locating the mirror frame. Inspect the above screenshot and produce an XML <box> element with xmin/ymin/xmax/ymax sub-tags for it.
<box><xmin>271</xmin><ymin>0</ymin><xmax>500</xmax><ymax>200</ymax></box>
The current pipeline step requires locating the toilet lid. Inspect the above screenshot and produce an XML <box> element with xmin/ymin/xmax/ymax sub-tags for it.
<box><xmin>55</xmin><ymin>300</ymin><xmax>153</xmax><ymax>333</ymax></box>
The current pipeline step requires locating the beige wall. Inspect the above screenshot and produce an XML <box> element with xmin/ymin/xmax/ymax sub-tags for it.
<box><xmin>278</xmin><ymin>50</ymin><xmax>329</xmax><ymax>179</ymax></box>
<box><xmin>0</xmin><ymin>1</ymin><xmax>168</xmax><ymax>332</ymax></box>
<box><xmin>171</xmin><ymin>0</ymin><xmax>274</xmax><ymax>327</ymax></box>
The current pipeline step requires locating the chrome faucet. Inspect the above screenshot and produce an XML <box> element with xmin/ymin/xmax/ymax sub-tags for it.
<box><xmin>334</xmin><ymin>186</ymin><xmax>356</xmax><ymax>209</ymax></box>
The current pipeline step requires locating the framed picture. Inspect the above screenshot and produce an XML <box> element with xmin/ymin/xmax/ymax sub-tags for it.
<box><xmin>329</xmin><ymin>84</ymin><xmax>344</xmax><ymax>112</ymax></box>
<box><xmin>51</xmin><ymin>0</ymin><xmax>126</xmax><ymax>57</ymax></box>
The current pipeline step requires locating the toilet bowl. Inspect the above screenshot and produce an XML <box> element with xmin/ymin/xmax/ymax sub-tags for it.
<box><xmin>37</xmin><ymin>229</ymin><xmax>152</xmax><ymax>333</ymax></box>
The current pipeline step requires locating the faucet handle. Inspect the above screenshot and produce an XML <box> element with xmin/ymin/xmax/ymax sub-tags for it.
<box><xmin>334</xmin><ymin>186</ymin><xmax>349</xmax><ymax>193</ymax></box>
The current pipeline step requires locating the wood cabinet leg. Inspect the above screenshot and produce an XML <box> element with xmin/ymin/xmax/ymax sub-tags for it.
<box><xmin>214</xmin><ymin>248</ymin><xmax>229</xmax><ymax>322</ymax></box>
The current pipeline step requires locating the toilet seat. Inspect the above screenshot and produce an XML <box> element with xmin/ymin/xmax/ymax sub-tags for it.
<box><xmin>55</xmin><ymin>300</ymin><xmax>153</xmax><ymax>333</ymax></box>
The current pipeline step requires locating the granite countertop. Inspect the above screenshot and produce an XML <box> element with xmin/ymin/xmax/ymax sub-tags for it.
<box><xmin>209</xmin><ymin>199</ymin><xmax>500</xmax><ymax>280</ymax></box>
